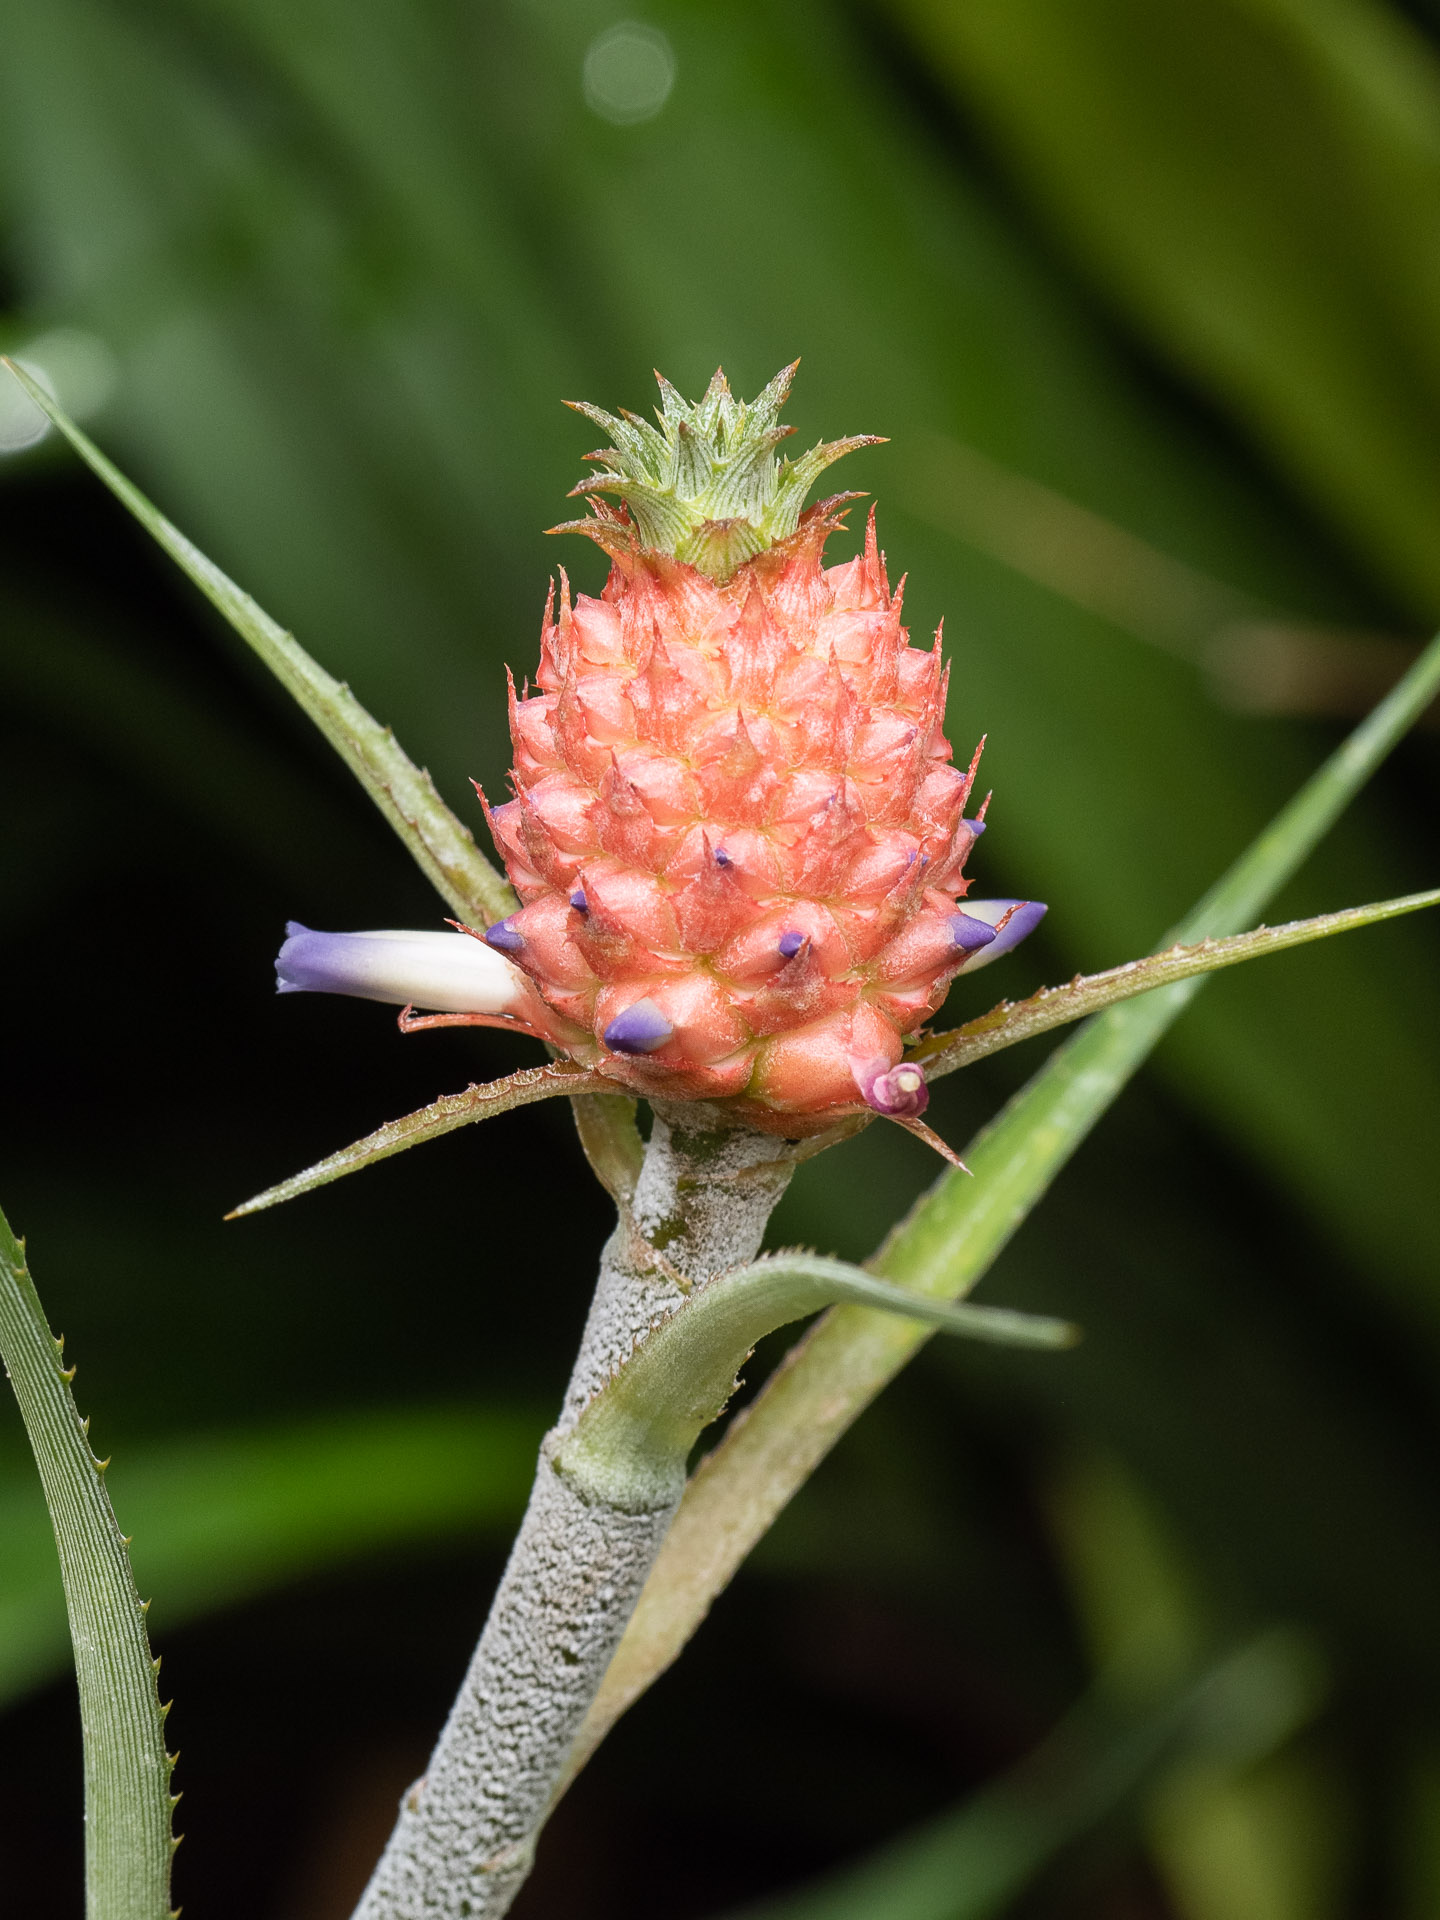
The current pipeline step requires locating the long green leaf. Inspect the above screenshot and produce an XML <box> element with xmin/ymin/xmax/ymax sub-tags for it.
<box><xmin>0</xmin><ymin>357</ymin><xmax>515</xmax><ymax>928</ymax></box>
<box><xmin>913</xmin><ymin>887</ymin><xmax>1440</xmax><ymax>1079</ymax></box>
<box><xmin>227</xmin><ymin>1062</ymin><xmax>609</xmax><ymax>1219</ymax></box>
<box><xmin>563</xmin><ymin>626</ymin><xmax>1440</xmax><ymax>1789</ymax></box>
<box><xmin>0</xmin><ymin>1404</ymin><xmax>543</xmax><ymax>1713</ymax></box>
<box><xmin>0</xmin><ymin>1208</ymin><xmax>174</xmax><ymax>1920</ymax></box>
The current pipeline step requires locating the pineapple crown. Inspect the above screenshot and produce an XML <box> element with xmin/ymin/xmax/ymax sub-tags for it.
<box><xmin>555</xmin><ymin>362</ymin><xmax>884</xmax><ymax>583</ymax></box>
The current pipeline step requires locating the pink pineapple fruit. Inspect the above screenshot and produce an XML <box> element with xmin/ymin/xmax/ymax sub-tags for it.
<box><xmin>278</xmin><ymin>366</ymin><xmax>1044</xmax><ymax>1140</ymax></box>
<box><xmin>477</xmin><ymin>365</ymin><xmax>1044</xmax><ymax>1126</ymax></box>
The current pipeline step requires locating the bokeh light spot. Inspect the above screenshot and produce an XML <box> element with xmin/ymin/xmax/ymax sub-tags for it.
<box><xmin>0</xmin><ymin>328</ymin><xmax>117</xmax><ymax>456</ymax></box>
<box><xmin>583</xmin><ymin>22</ymin><xmax>675</xmax><ymax>127</ymax></box>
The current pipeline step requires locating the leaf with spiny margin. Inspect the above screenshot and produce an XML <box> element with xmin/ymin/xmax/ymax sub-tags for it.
<box><xmin>747</xmin><ymin>361</ymin><xmax>799</xmax><ymax>433</ymax></box>
<box><xmin>913</xmin><ymin>888</ymin><xmax>1440</xmax><ymax>1080</ymax></box>
<box><xmin>0</xmin><ymin>358</ymin><xmax>515</xmax><ymax>929</ymax></box>
<box><xmin>654</xmin><ymin>373</ymin><xmax>691</xmax><ymax>426</ymax></box>
<box><xmin>0</xmin><ymin>1404</ymin><xmax>544</xmax><ymax>1712</ymax></box>
<box><xmin>555</xmin><ymin>1251</ymin><xmax>1075</xmax><ymax>1514</ymax></box>
<box><xmin>696</xmin><ymin>366</ymin><xmax>732</xmax><ymax>433</ymax></box>
<box><xmin>227</xmin><ymin>1062</ymin><xmax>610</xmax><ymax>1218</ymax></box>
<box><xmin>0</xmin><ymin>1206</ymin><xmax>175</xmax><ymax>1920</ymax></box>
<box><xmin>785</xmin><ymin>434</ymin><xmax>887</xmax><ymax>506</ymax></box>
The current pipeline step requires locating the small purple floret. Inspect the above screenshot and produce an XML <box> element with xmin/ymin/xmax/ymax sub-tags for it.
<box><xmin>603</xmin><ymin>998</ymin><xmax>674</xmax><ymax>1056</ymax></box>
<box><xmin>570</xmin><ymin>890</ymin><xmax>589</xmax><ymax>915</ymax></box>
<box><xmin>714</xmin><ymin>848</ymin><xmax>731</xmax><ymax>868</ymax></box>
<box><xmin>949</xmin><ymin>913</ymin><xmax>997</xmax><ymax>956</ymax></box>
<box><xmin>484</xmin><ymin>919</ymin><xmax>525</xmax><ymax>954</ymax></box>
<box><xmin>276</xmin><ymin>921</ymin><xmax>323</xmax><ymax>994</ymax></box>
<box><xmin>952</xmin><ymin>899</ymin><xmax>1048</xmax><ymax>974</ymax></box>
<box><xmin>858</xmin><ymin>1060</ymin><xmax>929</xmax><ymax>1119</ymax></box>
<box><xmin>986</xmin><ymin>900</ymin><xmax>1047</xmax><ymax>959</ymax></box>
<box><xmin>777</xmin><ymin>929</ymin><xmax>805</xmax><ymax>959</ymax></box>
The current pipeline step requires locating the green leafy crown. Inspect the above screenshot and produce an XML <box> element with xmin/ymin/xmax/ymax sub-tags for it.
<box><xmin>555</xmin><ymin>363</ymin><xmax>883</xmax><ymax>582</ymax></box>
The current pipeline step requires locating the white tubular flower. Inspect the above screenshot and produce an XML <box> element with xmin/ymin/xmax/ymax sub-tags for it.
<box><xmin>275</xmin><ymin>924</ymin><xmax>528</xmax><ymax>1014</ymax></box>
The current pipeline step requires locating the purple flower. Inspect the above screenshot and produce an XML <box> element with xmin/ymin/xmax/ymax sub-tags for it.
<box><xmin>275</xmin><ymin>924</ymin><xmax>526</xmax><ymax>1013</ymax></box>
<box><xmin>484</xmin><ymin>919</ymin><xmax>526</xmax><ymax>954</ymax></box>
<box><xmin>948</xmin><ymin>912</ymin><xmax>998</xmax><ymax>957</ymax></box>
<box><xmin>602</xmin><ymin>998</ymin><xmax>674</xmax><ymax>1056</ymax></box>
<box><xmin>852</xmin><ymin>1057</ymin><xmax>930</xmax><ymax>1118</ymax></box>
<box><xmin>951</xmin><ymin>899</ymin><xmax>1047</xmax><ymax>974</ymax></box>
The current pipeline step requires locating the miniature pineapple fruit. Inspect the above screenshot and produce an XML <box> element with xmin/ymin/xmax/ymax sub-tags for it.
<box><xmin>477</xmin><ymin>364</ymin><xmax>1044</xmax><ymax>1121</ymax></box>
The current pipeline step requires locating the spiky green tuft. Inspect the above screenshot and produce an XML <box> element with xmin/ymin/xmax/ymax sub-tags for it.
<box><xmin>555</xmin><ymin>363</ymin><xmax>883</xmax><ymax>581</ymax></box>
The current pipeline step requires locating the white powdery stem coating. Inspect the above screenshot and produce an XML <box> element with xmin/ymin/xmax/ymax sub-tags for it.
<box><xmin>352</xmin><ymin>1107</ymin><xmax>797</xmax><ymax>1920</ymax></box>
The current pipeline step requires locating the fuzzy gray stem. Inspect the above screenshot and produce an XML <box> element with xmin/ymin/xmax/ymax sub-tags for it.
<box><xmin>352</xmin><ymin>1104</ymin><xmax>796</xmax><ymax>1920</ymax></box>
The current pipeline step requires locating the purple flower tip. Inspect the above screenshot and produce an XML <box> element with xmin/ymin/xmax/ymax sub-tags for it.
<box><xmin>603</xmin><ymin>997</ymin><xmax>674</xmax><ymax>1056</ymax></box>
<box><xmin>952</xmin><ymin>899</ymin><xmax>1048</xmax><ymax>974</ymax></box>
<box><xmin>273</xmin><ymin>925</ymin><xmax>523</xmax><ymax>1013</ymax></box>
<box><xmin>777</xmin><ymin>929</ymin><xmax>805</xmax><ymax>959</ymax></box>
<box><xmin>484</xmin><ymin>919</ymin><xmax>525</xmax><ymax>954</ymax></box>
<box><xmin>854</xmin><ymin>1058</ymin><xmax>929</xmax><ymax>1118</ymax></box>
<box><xmin>714</xmin><ymin>847</ymin><xmax>731</xmax><ymax>867</ymax></box>
<box><xmin>569</xmin><ymin>890</ymin><xmax>589</xmax><ymax>915</ymax></box>
<box><xmin>949</xmin><ymin>912</ymin><xmax>997</xmax><ymax>956</ymax></box>
<box><xmin>965</xmin><ymin>817</ymin><xmax>987</xmax><ymax>837</ymax></box>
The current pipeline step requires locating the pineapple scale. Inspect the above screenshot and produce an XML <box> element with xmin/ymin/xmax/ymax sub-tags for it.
<box><xmin>485</xmin><ymin>504</ymin><xmax>985</xmax><ymax>1119</ymax></box>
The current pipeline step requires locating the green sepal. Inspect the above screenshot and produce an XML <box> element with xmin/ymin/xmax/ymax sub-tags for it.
<box><xmin>554</xmin><ymin>1252</ymin><xmax>1075</xmax><ymax>1515</ymax></box>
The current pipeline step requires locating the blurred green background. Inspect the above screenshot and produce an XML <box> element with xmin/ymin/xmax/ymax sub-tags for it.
<box><xmin>2</xmin><ymin>1</ymin><xmax>1439</xmax><ymax>1914</ymax></box>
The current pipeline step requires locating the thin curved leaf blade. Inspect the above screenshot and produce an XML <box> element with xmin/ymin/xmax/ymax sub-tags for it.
<box><xmin>0</xmin><ymin>357</ymin><xmax>516</xmax><ymax>928</ymax></box>
<box><xmin>0</xmin><ymin>1207</ymin><xmax>174</xmax><ymax>1920</ymax></box>
<box><xmin>0</xmin><ymin>1403</ymin><xmax>543</xmax><ymax>1712</ymax></box>
<box><xmin>227</xmin><ymin>1062</ymin><xmax>606</xmax><ymax>1218</ymax></box>
<box><xmin>915</xmin><ymin>887</ymin><xmax>1440</xmax><ymax>1080</ymax></box>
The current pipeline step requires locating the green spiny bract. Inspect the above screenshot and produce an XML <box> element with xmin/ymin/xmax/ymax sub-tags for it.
<box><xmin>558</xmin><ymin>363</ymin><xmax>883</xmax><ymax>583</ymax></box>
